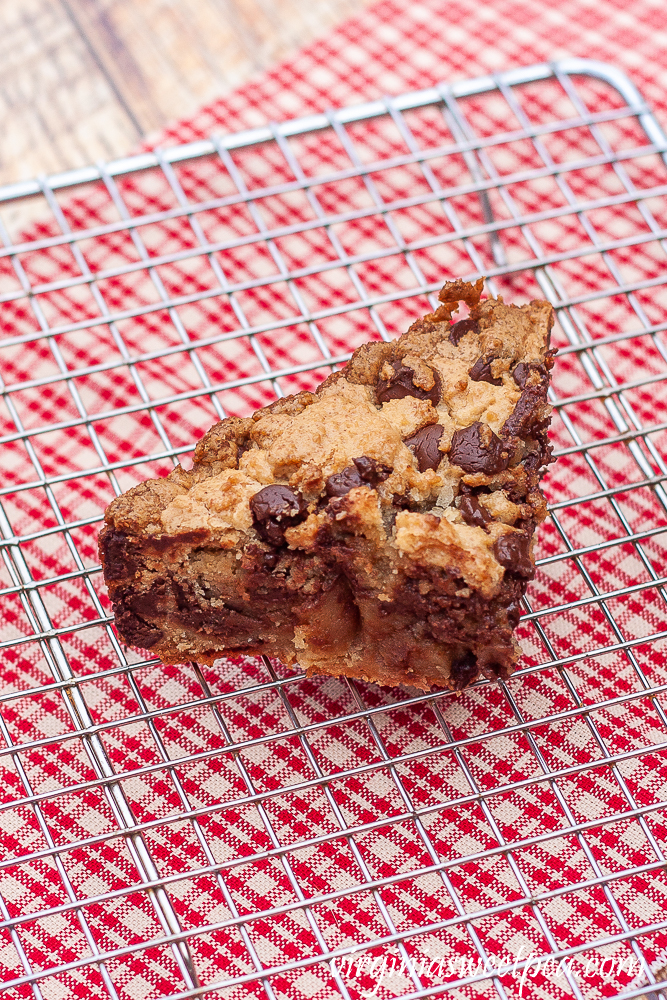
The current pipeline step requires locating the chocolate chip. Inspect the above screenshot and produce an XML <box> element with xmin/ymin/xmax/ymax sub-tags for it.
<box><xmin>449</xmin><ymin>317</ymin><xmax>479</xmax><ymax>346</ymax></box>
<box><xmin>391</xmin><ymin>491</ymin><xmax>416</xmax><ymax>510</ymax></box>
<box><xmin>494</xmin><ymin>532</ymin><xmax>534</xmax><ymax>578</ymax></box>
<box><xmin>325</xmin><ymin>466</ymin><xmax>365</xmax><ymax>497</ymax></box>
<box><xmin>376</xmin><ymin>359</ymin><xmax>441</xmax><ymax>407</ymax></box>
<box><xmin>353</xmin><ymin>456</ymin><xmax>392</xmax><ymax>485</ymax></box>
<box><xmin>325</xmin><ymin>456</ymin><xmax>393</xmax><ymax>498</ymax></box>
<box><xmin>501</xmin><ymin>385</ymin><xmax>549</xmax><ymax>439</ymax></box>
<box><xmin>449</xmin><ymin>422</ymin><xmax>510</xmax><ymax>475</ymax></box>
<box><xmin>469</xmin><ymin>356</ymin><xmax>502</xmax><ymax>386</ymax></box>
<box><xmin>100</xmin><ymin>529</ymin><xmax>136</xmax><ymax>581</ymax></box>
<box><xmin>512</xmin><ymin>361</ymin><xmax>547</xmax><ymax>389</ymax></box>
<box><xmin>458</xmin><ymin>493</ymin><xmax>493</xmax><ymax>529</ymax></box>
<box><xmin>115</xmin><ymin>581</ymin><xmax>169</xmax><ymax>649</ymax></box>
<box><xmin>506</xmin><ymin>598</ymin><xmax>522</xmax><ymax>627</ymax></box>
<box><xmin>250</xmin><ymin>485</ymin><xmax>307</xmax><ymax>546</ymax></box>
<box><xmin>263</xmin><ymin>551</ymin><xmax>279</xmax><ymax>570</ymax></box>
<box><xmin>404</xmin><ymin>423</ymin><xmax>444</xmax><ymax>472</ymax></box>
<box><xmin>115</xmin><ymin>609</ymin><xmax>163</xmax><ymax>649</ymax></box>
<box><xmin>449</xmin><ymin>651</ymin><xmax>479</xmax><ymax>691</ymax></box>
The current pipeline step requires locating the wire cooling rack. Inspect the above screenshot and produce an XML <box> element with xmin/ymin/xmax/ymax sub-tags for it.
<box><xmin>1</xmin><ymin>57</ymin><xmax>667</xmax><ymax>1000</ymax></box>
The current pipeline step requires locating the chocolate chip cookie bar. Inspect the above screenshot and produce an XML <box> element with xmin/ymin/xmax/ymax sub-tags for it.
<box><xmin>100</xmin><ymin>278</ymin><xmax>555</xmax><ymax>691</ymax></box>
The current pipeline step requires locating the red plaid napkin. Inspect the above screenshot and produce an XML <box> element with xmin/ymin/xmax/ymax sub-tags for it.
<box><xmin>2</xmin><ymin>2</ymin><xmax>667</xmax><ymax>998</ymax></box>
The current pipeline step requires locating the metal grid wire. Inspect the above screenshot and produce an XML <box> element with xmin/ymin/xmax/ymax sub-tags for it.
<box><xmin>1</xmin><ymin>57</ymin><xmax>667</xmax><ymax>999</ymax></box>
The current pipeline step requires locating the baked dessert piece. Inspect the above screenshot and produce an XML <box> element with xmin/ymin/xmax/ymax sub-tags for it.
<box><xmin>100</xmin><ymin>278</ymin><xmax>555</xmax><ymax>691</ymax></box>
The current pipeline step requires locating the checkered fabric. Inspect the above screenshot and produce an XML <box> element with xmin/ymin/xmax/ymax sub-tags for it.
<box><xmin>2</xmin><ymin>2</ymin><xmax>667</xmax><ymax>999</ymax></box>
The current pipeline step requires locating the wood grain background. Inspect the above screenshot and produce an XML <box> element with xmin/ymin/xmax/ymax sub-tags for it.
<box><xmin>0</xmin><ymin>0</ymin><xmax>369</xmax><ymax>188</ymax></box>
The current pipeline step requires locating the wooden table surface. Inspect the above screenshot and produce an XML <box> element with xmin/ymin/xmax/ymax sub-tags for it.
<box><xmin>0</xmin><ymin>0</ymin><xmax>369</xmax><ymax>189</ymax></box>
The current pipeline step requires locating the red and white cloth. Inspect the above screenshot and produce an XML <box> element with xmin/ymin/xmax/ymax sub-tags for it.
<box><xmin>1</xmin><ymin>2</ymin><xmax>667</xmax><ymax>998</ymax></box>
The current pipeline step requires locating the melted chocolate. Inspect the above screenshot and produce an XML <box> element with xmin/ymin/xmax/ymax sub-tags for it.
<box><xmin>469</xmin><ymin>356</ymin><xmax>502</xmax><ymax>386</ymax></box>
<box><xmin>449</xmin><ymin>422</ymin><xmax>510</xmax><ymax>475</ymax></box>
<box><xmin>325</xmin><ymin>466</ymin><xmax>365</xmax><ymax>497</ymax></box>
<box><xmin>250</xmin><ymin>485</ymin><xmax>307</xmax><ymax>546</ymax></box>
<box><xmin>391</xmin><ymin>491</ymin><xmax>419</xmax><ymax>511</ymax></box>
<box><xmin>100</xmin><ymin>529</ymin><xmax>136</xmax><ymax>581</ymax></box>
<box><xmin>512</xmin><ymin>361</ymin><xmax>548</xmax><ymax>389</ymax></box>
<box><xmin>502</xmin><ymin>385</ymin><xmax>548</xmax><ymax>439</ymax></box>
<box><xmin>449</xmin><ymin>651</ymin><xmax>479</xmax><ymax>691</ymax></box>
<box><xmin>404</xmin><ymin>423</ymin><xmax>444</xmax><ymax>472</ymax></box>
<box><xmin>449</xmin><ymin>317</ymin><xmax>479</xmax><ymax>346</ymax></box>
<box><xmin>263</xmin><ymin>551</ymin><xmax>279</xmax><ymax>570</ymax></box>
<box><xmin>113</xmin><ymin>578</ymin><xmax>168</xmax><ymax>649</ymax></box>
<box><xmin>353</xmin><ymin>456</ymin><xmax>392</xmax><ymax>485</ymax></box>
<box><xmin>326</xmin><ymin>456</ymin><xmax>392</xmax><ymax>497</ymax></box>
<box><xmin>115</xmin><ymin>607</ymin><xmax>163</xmax><ymax>649</ymax></box>
<box><xmin>494</xmin><ymin>532</ymin><xmax>534</xmax><ymax>578</ymax></box>
<box><xmin>506</xmin><ymin>598</ymin><xmax>523</xmax><ymax>627</ymax></box>
<box><xmin>376</xmin><ymin>359</ymin><xmax>441</xmax><ymax>407</ymax></box>
<box><xmin>458</xmin><ymin>493</ymin><xmax>492</xmax><ymax>529</ymax></box>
